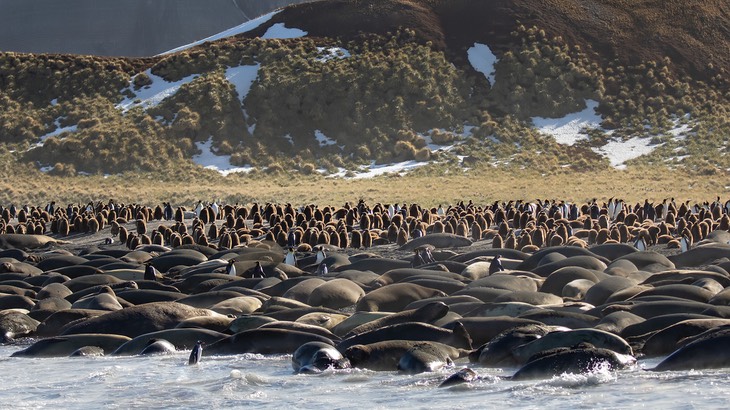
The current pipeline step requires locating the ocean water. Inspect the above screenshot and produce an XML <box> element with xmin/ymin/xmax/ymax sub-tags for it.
<box><xmin>1</xmin><ymin>344</ymin><xmax>729</xmax><ymax>409</ymax></box>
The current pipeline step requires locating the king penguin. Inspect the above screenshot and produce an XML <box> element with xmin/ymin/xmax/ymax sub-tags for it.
<box><xmin>226</xmin><ymin>259</ymin><xmax>237</xmax><ymax>276</ymax></box>
<box><xmin>489</xmin><ymin>254</ymin><xmax>505</xmax><ymax>275</ymax></box>
<box><xmin>285</xmin><ymin>248</ymin><xmax>297</xmax><ymax>267</ymax></box>
<box><xmin>315</xmin><ymin>248</ymin><xmax>327</xmax><ymax>265</ymax></box>
<box><xmin>144</xmin><ymin>264</ymin><xmax>158</xmax><ymax>281</ymax></box>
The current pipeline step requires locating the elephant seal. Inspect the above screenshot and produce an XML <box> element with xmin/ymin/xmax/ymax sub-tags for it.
<box><xmin>307</xmin><ymin>278</ymin><xmax>365</xmax><ymax>310</ymax></box>
<box><xmin>444</xmin><ymin>316</ymin><xmax>543</xmax><ymax>348</ymax></box>
<box><xmin>398</xmin><ymin>234</ymin><xmax>472</xmax><ymax>251</ymax></box>
<box><xmin>641</xmin><ymin>318</ymin><xmax>730</xmax><ymax>357</ymax></box>
<box><xmin>439</xmin><ymin>368</ymin><xmax>479</xmax><ymax>388</ymax></box>
<box><xmin>292</xmin><ymin>341</ymin><xmax>350</xmax><ymax>373</ymax></box>
<box><xmin>60</xmin><ymin>302</ymin><xmax>221</xmax><ymax>338</ymax></box>
<box><xmin>474</xmin><ymin>324</ymin><xmax>555</xmax><ymax>367</ymax></box>
<box><xmin>69</xmin><ymin>346</ymin><xmax>105</xmax><ymax>357</ymax></box>
<box><xmin>355</xmin><ymin>283</ymin><xmax>446</xmax><ymax>312</ymax></box>
<box><xmin>0</xmin><ymin>234</ymin><xmax>68</xmax><ymax>250</ymax></box>
<box><xmin>510</xmin><ymin>345</ymin><xmax>636</xmax><ymax>380</ymax></box>
<box><xmin>12</xmin><ymin>334</ymin><xmax>131</xmax><ymax>357</ymax></box>
<box><xmin>512</xmin><ymin>328</ymin><xmax>632</xmax><ymax>365</ymax></box>
<box><xmin>139</xmin><ymin>338</ymin><xmax>177</xmax><ymax>355</ymax></box>
<box><xmin>337</xmin><ymin>321</ymin><xmax>472</xmax><ymax>352</ymax></box>
<box><xmin>397</xmin><ymin>342</ymin><xmax>455</xmax><ymax>373</ymax></box>
<box><xmin>113</xmin><ymin>328</ymin><xmax>227</xmax><ymax>355</ymax></box>
<box><xmin>345</xmin><ymin>340</ymin><xmax>464</xmax><ymax>371</ymax></box>
<box><xmin>205</xmin><ymin>328</ymin><xmax>334</xmax><ymax>355</ymax></box>
<box><xmin>650</xmin><ymin>328</ymin><xmax>730</xmax><ymax>371</ymax></box>
<box><xmin>0</xmin><ymin>311</ymin><xmax>39</xmax><ymax>342</ymax></box>
<box><xmin>71</xmin><ymin>286</ymin><xmax>124</xmax><ymax>311</ymax></box>
<box><xmin>345</xmin><ymin>302</ymin><xmax>449</xmax><ymax>337</ymax></box>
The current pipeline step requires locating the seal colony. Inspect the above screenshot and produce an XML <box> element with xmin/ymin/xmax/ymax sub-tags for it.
<box><xmin>2</xmin><ymin>197</ymin><xmax>730</xmax><ymax>385</ymax></box>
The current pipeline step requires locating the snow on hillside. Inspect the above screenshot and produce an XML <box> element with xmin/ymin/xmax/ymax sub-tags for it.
<box><xmin>161</xmin><ymin>11</ymin><xmax>279</xmax><ymax>55</ymax></box>
<box><xmin>467</xmin><ymin>43</ymin><xmax>497</xmax><ymax>85</ymax></box>
<box><xmin>532</xmin><ymin>100</ymin><xmax>602</xmax><ymax>146</ymax></box>
<box><xmin>118</xmin><ymin>70</ymin><xmax>198</xmax><ymax>111</ymax></box>
<box><xmin>225</xmin><ymin>64</ymin><xmax>259</xmax><ymax>102</ymax></box>
<box><xmin>261</xmin><ymin>23</ymin><xmax>307</xmax><ymax>39</ymax></box>
<box><xmin>192</xmin><ymin>138</ymin><xmax>253</xmax><ymax>176</ymax></box>
<box><xmin>591</xmin><ymin>137</ymin><xmax>655</xmax><ymax>170</ymax></box>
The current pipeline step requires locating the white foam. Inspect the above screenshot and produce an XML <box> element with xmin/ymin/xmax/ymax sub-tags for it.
<box><xmin>160</xmin><ymin>11</ymin><xmax>279</xmax><ymax>55</ymax></box>
<box><xmin>118</xmin><ymin>70</ymin><xmax>198</xmax><ymax>111</ymax></box>
<box><xmin>467</xmin><ymin>43</ymin><xmax>498</xmax><ymax>86</ymax></box>
<box><xmin>261</xmin><ymin>23</ymin><xmax>307</xmax><ymax>39</ymax></box>
<box><xmin>192</xmin><ymin>138</ymin><xmax>253</xmax><ymax>176</ymax></box>
<box><xmin>532</xmin><ymin>100</ymin><xmax>602</xmax><ymax>146</ymax></box>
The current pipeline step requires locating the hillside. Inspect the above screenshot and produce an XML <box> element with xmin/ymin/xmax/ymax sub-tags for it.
<box><xmin>0</xmin><ymin>0</ymin><xmax>311</xmax><ymax>56</ymax></box>
<box><xmin>0</xmin><ymin>0</ymin><xmax>728</xmax><ymax>195</ymax></box>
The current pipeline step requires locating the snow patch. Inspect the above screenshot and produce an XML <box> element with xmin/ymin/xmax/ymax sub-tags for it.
<box><xmin>467</xmin><ymin>43</ymin><xmax>498</xmax><ymax>86</ymax></box>
<box><xmin>591</xmin><ymin>137</ymin><xmax>657</xmax><ymax>170</ymax></box>
<box><xmin>316</xmin><ymin>47</ymin><xmax>350</xmax><ymax>62</ymax></box>
<box><xmin>532</xmin><ymin>100</ymin><xmax>602</xmax><ymax>146</ymax></box>
<box><xmin>327</xmin><ymin>161</ymin><xmax>429</xmax><ymax>179</ymax></box>
<box><xmin>39</xmin><ymin>125</ymin><xmax>77</xmax><ymax>143</ymax></box>
<box><xmin>118</xmin><ymin>70</ymin><xmax>198</xmax><ymax>111</ymax></box>
<box><xmin>314</xmin><ymin>130</ymin><xmax>338</xmax><ymax>147</ymax></box>
<box><xmin>160</xmin><ymin>11</ymin><xmax>279</xmax><ymax>55</ymax></box>
<box><xmin>261</xmin><ymin>23</ymin><xmax>307</xmax><ymax>39</ymax></box>
<box><xmin>225</xmin><ymin>65</ymin><xmax>259</xmax><ymax>102</ymax></box>
<box><xmin>192</xmin><ymin>138</ymin><xmax>253</xmax><ymax>176</ymax></box>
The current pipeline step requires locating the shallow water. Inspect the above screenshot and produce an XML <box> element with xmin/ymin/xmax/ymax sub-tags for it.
<box><xmin>1</xmin><ymin>344</ymin><xmax>729</xmax><ymax>409</ymax></box>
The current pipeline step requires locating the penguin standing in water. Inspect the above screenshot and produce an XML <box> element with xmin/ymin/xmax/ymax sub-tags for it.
<box><xmin>188</xmin><ymin>340</ymin><xmax>204</xmax><ymax>365</ymax></box>
<box><xmin>489</xmin><ymin>254</ymin><xmax>505</xmax><ymax>275</ymax></box>
<box><xmin>226</xmin><ymin>259</ymin><xmax>237</xmax><ymax>276</ymax></box>
<box><xmin>144</xmin><ymin>263</ymin><xmax>158</xmax><ymax>281</ymax></box>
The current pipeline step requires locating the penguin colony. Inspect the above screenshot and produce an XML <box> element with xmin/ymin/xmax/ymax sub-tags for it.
<box><xmin>3</xmin><ymin>197</ymin><xmax>730</xmax><ymax>383</ymax></box>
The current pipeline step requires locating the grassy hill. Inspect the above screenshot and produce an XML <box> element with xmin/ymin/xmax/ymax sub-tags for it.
<box><xmin>0</xmin><ymin>0</ymin><xmax>728</xmax><ymax>204</ymax></box>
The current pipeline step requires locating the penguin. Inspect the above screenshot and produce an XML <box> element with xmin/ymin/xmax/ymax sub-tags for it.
<box><xmin>420</xmin><ymin>247</ymin><xmax>435</xmax><ymax>264</ymax></box>
<box><xmin>194</xmin><ymin>201</ymin><xmax>203</xmax><ymax>218</ymax></box>
<box><xmin>188</xmin><ymin>340</ymin><xmax>204</xmax><ymax>365</ymax></box>
<box><xmin>633</xmin><ymin>236</ymin><xmax>647</xmax><ymax>251</ymax></box>
<box><xmin>253</xmin><ymin>261</ymin><xmax>266</xmax><ymax>278</ymax></box>
<box><xmin>103</xmin><ymin>237</ymin><xmax>114</xmax><ymax>245</ymax></box>
<box><xmin>489</xmin><ymin>254</ymin><xmax>504</xmax><ymax>275</ymax></box>
<box><xmin>287</xmin><ymin>230</ymin><xmax>297</xmax><ymax>248</ymax></box>
<box><xmin>144</xmin><ymin>264</ymin><xmax>158</xmax><ymax>281</ymax></box>
<box><xmin>411</xmin><ymin>250</ymin><xmax>425</xmax><ymax>268</ymax></box>
<box><xmin>680</xmin><ymin>235</ymin><xmax>691</xmax><ymax>252</ymax></box>
<box><xmin>315</xmin><ymin>248</ymin><xmax>326</xmax><ymax>265</ymax></box>
<box><xmin>226</xmin><ymin>259</ymin><xmax>237</xmax><ymax>276</ymax></box>
<box><xmin>316</xmin><ymin>262</ymin><xmax>328</xmax><ymax>276</ymax></box>
<box><xmin>285</xmin><ymin>248</ymin><xmax>297</xmax><ymax>267</ymax></box>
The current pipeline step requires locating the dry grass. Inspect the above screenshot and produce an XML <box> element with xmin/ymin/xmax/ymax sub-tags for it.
<box><xmin>2</xmin><ymin>166</ymin><xmax>726</xmax><ymax>207</ymax></box>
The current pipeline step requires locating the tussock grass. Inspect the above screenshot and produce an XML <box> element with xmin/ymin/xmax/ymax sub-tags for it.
<box><xmin>0</xmin><ymin>165</ymin><xmax>725</xmax><ymax>207</ymax></box>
